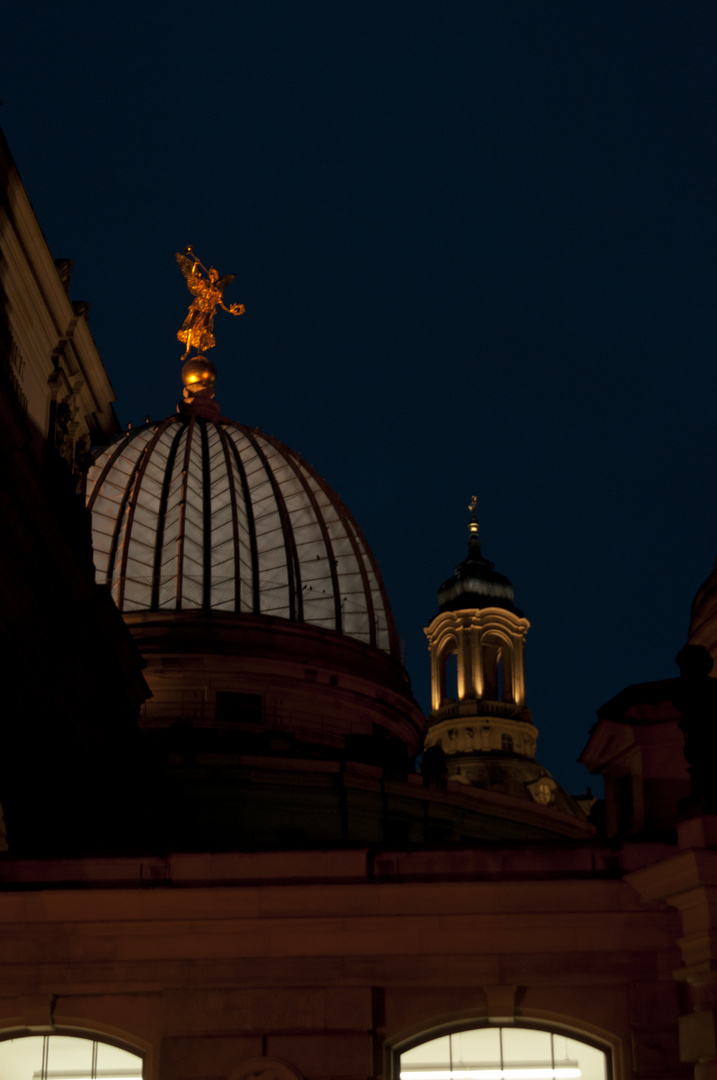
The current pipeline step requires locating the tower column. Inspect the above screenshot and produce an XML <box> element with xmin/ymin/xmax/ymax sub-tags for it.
<box><xmin>429</xmin><ymin>645</ymin><xmax>442</xmax><ymax>713</ymax></box>
<box><xmin>457</xmin><ymin>622</ymin><xmax>474</xmax><ymax>700</ymax></box>
<box><xmin>470</xmin><ymin>622</ymin><xmax>484</xmax><ymax>697</ymax></box>
<box><xmin>512</xmin><ymin>628</ymin><xmax>527</xmax><ymax>706</ymax></box>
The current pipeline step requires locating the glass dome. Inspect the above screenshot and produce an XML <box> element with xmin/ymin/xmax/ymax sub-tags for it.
<box><xmin>87</xmin><ymin>415</ymin><xmax>398</xmax><ymax>656</ymax></box>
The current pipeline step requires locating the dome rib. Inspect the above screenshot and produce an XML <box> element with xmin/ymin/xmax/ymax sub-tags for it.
<box><xmin>295</xmin><ymin>446</ymin><xmax>378</xmax><ymax>649</ymax></box>
<box><xmin>274</xmin><ymin>434</ymin><xmax>393</xmax><ymax>655</ymax></box>
<box><xmin>242</xmin><ymin>426</ymin><xmax>302</xmax><ymax>622</ymax></box>
<box><xmin>215</xmin><ymin>423</ymin><xmax>248</xmax><ymax>612</ymax></box>
<box><xmin>198</xmin><ymin>417</ymin><xmax>213</xmax><ymax>609</ymax></box>
<box><xmin>150</xmin><ymin>420</ymin><xmax>185</xmax><ymax>610</ymax></box>
<box><xmin>220</xmin><ymin>426</ymin><xmax>260</xmax><ymax>613</ymax></box>
<box><xmin>87</xmin><ymin>416</ymin><xmax>400</xmax><ymax>658</ymax></box>
<box><xmin>116</xmin><ymin>424</ymin><xmax>170</xmax><ymax>610</ymax></box>
<box><xmin>175</xmin><ymin>414</ymin><xmax>197</xmax><ymax>609</ymax></box>
<box><xmin>260</xmin><ymin>432</ymin><xmax>343</xmax><ymax>635</ymax></box>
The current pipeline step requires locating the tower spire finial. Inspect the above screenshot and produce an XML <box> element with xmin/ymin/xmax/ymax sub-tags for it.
<box><xmin>468</xmin><ymin>495</ymin><xmax>479</xmax><ymax>537</ymax></box>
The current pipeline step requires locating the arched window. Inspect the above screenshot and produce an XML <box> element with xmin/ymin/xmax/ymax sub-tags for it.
<box><xmin>0</xmin><ymin>1034</ymin><xmax>143</xmax><ymax>1080</ymax></box>
<box><xmin>397</xmin><ymin>1024</ymin><xmax>608</xmax><ymax>1080</ymax></box>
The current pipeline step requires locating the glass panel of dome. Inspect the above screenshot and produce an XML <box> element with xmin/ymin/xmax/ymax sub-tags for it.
<box><xmin>135</xmin><ymin>468</ymin><xmax>163</xmax><ymax>502</ymax></box>
<box><xmin>259</xmin><ymin>538</ymin><xmax>288</xmax><ymax>570</ymax></box>
<box><xmin>159</xmin><ymin>426</ymin><xmax>189</xmax><ymax>606</ymax></box>
<box><xmin>245</xmin><ymin>467</ymin><xmax>271</xmax><ymax>504</ymax></box>
<box><xmin>288</xmin><ymin>493</ymin><xmax>315</xmax><ymax>519</ymax></box>
<box><xmin>126</xmin><ymin>554</ymin><xmax>154</xmax><ymax>585</ymax></box>
<box><xmin>340</xmin><ymin>570</ymin><xmax>365</xmax><ymax>594</ymax></box>
<box><xmin>344</xmin><ymin>613</ymin><xmax>370</xmax><ymax>642</ymax></box>
<box><xmin>124</xmin><ymin>531</ymin><xmax>156</xmax><ymax>571</ymax></box>
<box><xmin>92</xmin><ymin>495</ymin><xmax>121</xmax><ymax>523</ymax></box>
<box><xmin>301</xmin><ymin>550</ymin><xmax>330</xmax><ymax>583</ymax></box>
<box><xmin>110</xmin><ymin>455</ymin><xmax>134</xmax><ymax>481</ymax></box>
<box><xmin>209</xmin><ymin>473</ymin><xmax>232</xmax><ymax>510</ymax></box>
<box><xmin>124</xmin><ymin>580</ymin><xmax>150</xmax><ymax>608</ymax></box>
<box><xmin>221</xmin><ymin>443</ymin><xmax>253</xmax><ymax>612</ymax></box>
<box><xmin>311</xmin><ymin>488</ymin><xmax>336</xmax><ymax>519</ymax></box>
<box><xmin>293</xmin><ymin>519</ymin><xmax>323</xmax><ymax>544</ymax></box>
<box><xmin>91</xmin><ymin>516</ymin><xmax>114</xmax><ymax>578</ymax></box>
<box><xmin>212</xmin><ymin>504</ymin><xmax>234</xmax><ymax>546</ymax></box>
<box><xmin>295</xmin><ymin>530</ymin><xmax>326</xmax><ymax>563</ymax></box>
<box><xmin>209</xmin><ymin>493</ymin><xmax>233</xmax><ymax>534</ymax></box>
<box><xmin>304</xmin><ymin>539</ymin><xmax>331</xmax><ymax>565</ymax></box>
<box><xmin>272</xmin><ymin>467</ymin><xmax>301</xmax><ymax>495</ymax></box>
<box><xmin>131</xmin><ymin>500</ymin><xmax>160</xmax><ymax>532</ymax></box>
<box><xmin>205</xmin><ymin>421</ymin><xmax>225</xmax><ymax>468</ymax></box>
<box><xmin>212</xmin><ymin>518</ymin><xmax>234</xmax><ymax>547</ymax></box>
<box><xmin>328</xmin><ymin>531</ymin><xmax>355</xmax><ymax>558</ymax></box>
<box><xmin>286</xmin><ymin>499</ymin><xmax>315</xmax><ymax>529</ymax></box>
<box><xmin>182</xmin><ymin>576</ymin><xmax>203</xmax><ymax>608</ymax></box>
<box><xmin>158</xmin><ymin>556</ymin><xmax>178</xmax><ymax>607</ymax></box>
<box><xmin>254</xmin><ymin>516</ymin><xmax>284</xmax><ymax>557</ymax></box>
<box><xmin>255</xmin><ymin>521</ymin><xmax>285</xmax><ymax>560</ymax></box>
<box><xmin>262</xmin><ymin>594</ymin><xmax>290</xmax><ymax>618</ymax></box>
<box><xmin>212</xmin><ymin>556</ymin><xmax>235</xmax><ymax>592</ymax></box>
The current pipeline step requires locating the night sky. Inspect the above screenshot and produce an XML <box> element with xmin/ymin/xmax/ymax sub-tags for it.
<box><xmin>3</xmin><ymin>3</ymin><xmax>716</xmax><ymax>796</ymax></box>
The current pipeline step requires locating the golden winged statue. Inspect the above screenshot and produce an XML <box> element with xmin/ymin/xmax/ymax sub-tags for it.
<box><xmin>176</xmin><ymin>246</ymin><xmax>245</xmax><ymax>359</ymax></box>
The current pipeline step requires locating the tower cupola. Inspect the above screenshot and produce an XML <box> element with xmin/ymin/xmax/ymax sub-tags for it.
<box><xmin>424</xmin><ymin>500</ymin><xmax>563</xmax><ymax>808</ymax></box>
<box><xmin>437</xmin><ymin>500</ymin><xmax>519</xmax><ymax>616</ymax></box>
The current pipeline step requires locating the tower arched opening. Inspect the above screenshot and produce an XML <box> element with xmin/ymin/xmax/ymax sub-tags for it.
<box><xmin>482</xmin><ymin>631</ymin><xmax>514</xmax><ymax>705</ymax></box>
<box><xmin>435</xmin><ymin>635</ymin><xmax>458</xmax><ymax>707</ymax></box>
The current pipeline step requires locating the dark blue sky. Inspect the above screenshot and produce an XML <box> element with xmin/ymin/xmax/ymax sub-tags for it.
<box><xmin>3</xmin><ymin>2</ymin><xmax>716</xmax><ymax>794</ymax></box>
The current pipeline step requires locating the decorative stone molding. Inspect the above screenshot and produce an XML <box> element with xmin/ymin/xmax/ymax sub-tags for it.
<box><xmin>425</xmin><ymin>713</ymin><xmax>539</xmax><ymax>759</ymax></box>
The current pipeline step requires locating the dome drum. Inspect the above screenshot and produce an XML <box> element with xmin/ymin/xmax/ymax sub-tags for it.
<box><xmin>126</xmin><ymin>610</ymin><xmax>425</xmax><ymax>755</ymax></box>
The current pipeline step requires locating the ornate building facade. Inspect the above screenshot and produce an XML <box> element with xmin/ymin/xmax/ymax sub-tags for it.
<box><xmin>2</xmin><ymin>127</ymin><xmax>717</xmax><ymax>1080</ymax></box>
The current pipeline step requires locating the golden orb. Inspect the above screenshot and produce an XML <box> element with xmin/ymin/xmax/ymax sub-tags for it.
<box><xmin>181</xmin><ymin>356</ymin><xmax>217</xmax><ymax>391</ymax></box>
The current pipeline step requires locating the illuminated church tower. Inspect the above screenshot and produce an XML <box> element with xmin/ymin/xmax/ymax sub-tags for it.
<box><xmin>424</xmin><ymin>499</ymin><xmax>568</xmax><ymax>809</ymax></box>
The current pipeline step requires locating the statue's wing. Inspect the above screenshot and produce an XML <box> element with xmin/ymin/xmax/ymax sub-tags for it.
<box><xmin>216</xmin><ymin>273</ymin><xmax>236</xmax><ymax>292</ymax></box>
<box><xmin>175</xmin><ymin>251</ymin><xmax>205</xmax><ymax>295</ymax></box>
